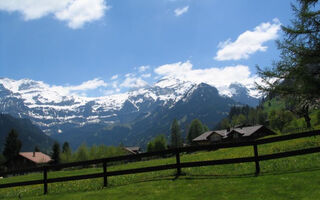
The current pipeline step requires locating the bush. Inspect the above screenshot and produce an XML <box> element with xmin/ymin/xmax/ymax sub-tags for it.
<box><xmin>147</xmin><ymin>135</ymin><xmax>167</xmax><ymax>152</ymax></box>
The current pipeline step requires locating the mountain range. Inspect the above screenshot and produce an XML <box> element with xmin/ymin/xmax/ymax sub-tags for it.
<box><xmin>0</xmin><ymin>77</ymin><xmax>260</xmax><ymax>149</ymax></box>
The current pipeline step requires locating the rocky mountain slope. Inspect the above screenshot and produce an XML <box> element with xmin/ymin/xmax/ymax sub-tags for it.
<box><xmin>0</xmin><ymin>77</ymin><xmax>259</xmax><ymax>148</ymax></box>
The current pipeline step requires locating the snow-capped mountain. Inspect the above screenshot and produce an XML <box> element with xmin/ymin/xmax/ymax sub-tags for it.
<box><xmin>0</xmin><ymin>77</ymin><xmax>195</xmax><ymax>133</ymax></box>
<box><xmin>0</xmin><ymin>77</ymin><xmax>259</xmax><ymax>147</ymax></box>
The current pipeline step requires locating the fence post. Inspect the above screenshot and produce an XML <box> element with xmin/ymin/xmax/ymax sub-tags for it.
<box><xmin>253</xmin><ymin>143</ymin><xmax>260</xmax><ymax>176</ymax></box>
<box><xmin>175</xmin><ymin>148</ymin><xmax>181</xmax><ymax>176</ymax></box>
<box><xmin>43</xmin><ymin>166</ymin><xmax>48</xmax><ymax>195</ymax></box>
<box><xmin>103</xmin><ymin>161</ymin><xmax>107</xmax><ymax>187</ymax></box>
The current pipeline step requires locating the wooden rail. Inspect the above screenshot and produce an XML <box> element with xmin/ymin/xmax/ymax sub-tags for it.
<box><xmin>0</xmin><ymin>130</ymin><xmax>319</xmax><ymax>194</ymax></box>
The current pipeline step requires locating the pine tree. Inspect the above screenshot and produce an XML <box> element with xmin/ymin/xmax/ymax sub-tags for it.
<box><xmin>3</xmin><ymin>129</ymin><xmax>22</xmax><ymax>161</ymax></box>
<box><xmin>171</xmin><ymin>119</ymin><xmax>182</xmax><ymax>148</ymax></box>
<box><xmin>187</xmin><ymin>119</ymin><xmax>204</xmax><ymax>144</ymax></box>
<box><xmin>34</xmin><ymin>146</ymin><xmax>40</xmax><ymax>152</ymax></box>
<box><xmin>51</xmin><ymin>142</ymin><xmax>60</xmax><ymax>164</ymax></box>
<box><xmin>62</xmin><ymin>142</ymin><xmax>71</xmax><ymax>154</ymax></box>
<box><xmin>257</xmin><ymin>0</ymin><xmax>320</xmax><ymax>128</ymax></box>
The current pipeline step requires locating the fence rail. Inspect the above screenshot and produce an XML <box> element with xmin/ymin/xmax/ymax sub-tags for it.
<box><xmin>0</xmin><ymin>130</ymin><xmax>319</xmax><ymax>194</ymax></box>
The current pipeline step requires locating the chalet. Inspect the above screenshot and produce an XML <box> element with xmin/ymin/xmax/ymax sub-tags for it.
<box><xmin>193</xmin><ymin>125</ymin><xmax>275</xmax><ymax>145</ymax></box>
<box><xmin>123</xmin><ymin>147</ymin><xmax>141</xmax><ymax>155</ymax></box>
<box><xmin>5</xmin><ymin>152</ymin><xmax>52</xmax><ymax>170</ymax></box>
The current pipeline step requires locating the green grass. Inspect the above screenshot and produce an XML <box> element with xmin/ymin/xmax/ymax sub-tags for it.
<box><xmin>1</xmin><ymin>135</ymin><xmax>320</xmax><ymax>199</ymax></box>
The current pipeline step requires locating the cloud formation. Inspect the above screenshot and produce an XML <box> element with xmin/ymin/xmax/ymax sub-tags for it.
<box><xmin>141</xmin><ymin>73</ymin><xmax>151</xmax><ymax>78</ymax></box>
<box><xmin>154</xmin><ymin>61</ymin><xmax>260</xmax><ymax>96</ymax></box>
<box><xmin>66</xmin><ymin>78</ymin><xmax>107</xmax><ymax>91</ymax></box>
<box><xmin>111</xmin><ymin>75</ymin><xmax>118</xmax><ymax>80</ymax></box>
<box><xmin>214</xmin><ymin>18</ymin><xmax>281</xmax><ymax>61</ymax></box>
<box><xmin>138</xmin><ymin>65</ymin><xmax>150</xmax><ymax>72</ymax></box>
<box><xmin>0</xmin><ymin>0</ymin><xmax>109</xmax><ymax>29</ymax></box>
<box><xmin>48</xmin><ymin>78</ymin><xmax>108</xmax><ymax>97</ymax></box>
<box><xmin>174</xmin><ymin>6</ymin><xmax>189</xmax><ymax>16</ymax></box>
<box><xmin>120</xmin><ymin>76</ymin><xmax>148</xmax><ymax>88</ymax></box>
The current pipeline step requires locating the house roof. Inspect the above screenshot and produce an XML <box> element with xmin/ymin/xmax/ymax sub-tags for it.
<box><xmin>19</xmin><ymin>152</ymin><xmax>52</xmax><ymax>164</ymax></box>
<box><xmin>192</xmin><ymin>130</ymin><xmax>229</xmax><ymax>142</ymax></box>
<box><xmin>232</xmin><ymin>125</ymin><xmax>264</xmax><ymax>137</ymax></box>
<box><xmin>193</xmin><ymin>125</ymin><xmax>272</xmax><ymax>142</ymax></box>
<box><xmin>192</xmin><ymin>131</ymin><xmax>215</xmax><ymax>142</ymax></box>
<box><xmin>123</xmin><ymin>146</ymin><xmax>141</xmax><ymax>154</ymax></box>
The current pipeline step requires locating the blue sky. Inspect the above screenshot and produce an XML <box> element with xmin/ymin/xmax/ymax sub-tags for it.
<box><xmin>0</xmin><ymin>0</ymin><xmax>294</xmax><ymax>96</ymax></box>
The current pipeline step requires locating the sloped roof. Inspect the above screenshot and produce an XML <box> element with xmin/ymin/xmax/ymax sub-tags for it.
<box><xmin>193</xmin><ymin>131</ymin><xmax>215</xmax><ymax>142</ymax></box>
<box><xmin>19</xmin><ymin>152</ymin><xmax>52</xmax><ymax>164</ymax></box>
<box><xmin>232</xmin><ymin>125</ymin><xmax>264</xmax><ymax>136</ymax></box>
<box><xmin>193</xmin><ymin>125</ymin><xmax>272</xmax><ymax>142</ymax></box>
<box><xmin>193</xmin><ymin>130</ymin><xmax>229</xmax><ymax>142</ymax></box>
<box><xmin>125</xmin><ymin>146</ymin><xmax>140</xmax><ymax>152</ymax></box>
<box><xmin>124</xmin><ymin>146</ymin><xmax>141</xmax><ymax>154</ymax></box>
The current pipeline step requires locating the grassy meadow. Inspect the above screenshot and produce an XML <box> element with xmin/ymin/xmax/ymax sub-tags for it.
<box><xmin>1</xmin><ymin>134</ymin><xmax>320</xmax><ymax>199</ymax></box>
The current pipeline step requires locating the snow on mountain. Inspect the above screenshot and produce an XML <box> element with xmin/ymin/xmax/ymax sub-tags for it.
<box><xmin>0</xmin><ymin>77</ymin><xmax>259</xmax><ymax>135</ymax></box>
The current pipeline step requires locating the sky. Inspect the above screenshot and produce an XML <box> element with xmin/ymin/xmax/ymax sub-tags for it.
<box><xmin>0</xmin><ymin>0</ymin><xmax>295</xmax><ymax>97</ymax></box>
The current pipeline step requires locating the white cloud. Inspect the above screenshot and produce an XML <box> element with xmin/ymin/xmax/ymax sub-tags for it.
<box><xmin>125</xmin><ymin>73</ymin><xmax>134</xmax><ymax>78</ymax></box>
<box><xmin>0</xmin><ymin>0</ymin><xmax>109</xmax><ymax>29</ymax></box>
<box><xmin>47</xmin><ymin>78</ymin><xmax>107</xmax><ymax>97</ymax></box>
<box><xmin>111</xmin><ymin>81</ymin><xmax>118</xmax><ymax>88</ymax></box>
<box><xmin>66</xmin><ymin>78</ymin><xmax>107</xmax><ymax>91</ymax></box>
<box><xmin>138</xmin><ymin>65</ymin><xmax>150</xmax><ymax>72</ymax></box>
<box><xmin>214</xmin><ymin>18</ymin><xmax>281</xmax><ymax>61</ymax></box>
<box><xmin>111</xmin><ymin>75</ymin><xmax>118</xmax><ymax>80</ymax></box>
<box><xmin>174</xmin><ymin>6</ymin><xmax>189</xmax><ymax>16</ymax></box>
<box><xmin>154</xmin><ymin>61</ymin><xmax>260</xmax><ymax>95</ymax></box>
<box><xmin>120</xmin><ymin>77</ymin><xmax>148</xmax><ymax>88</ymax></box>
<box><xmin>141</xmin><ymin>73</ymin><xmax>151</xmax><ymax>78</ymax></box>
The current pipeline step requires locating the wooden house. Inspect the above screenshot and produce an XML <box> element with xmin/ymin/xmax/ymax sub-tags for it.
<box><xmin>123</xmin><ymin>147</ymin><xmax>141</xmax><ymax>155</ymax></box>
<box><xmin>5</xmin><ymin>152</ymin><xmax>52</xmax><ymax>170</ymax></box>
<box><xmin>193</xmin><ymin>125</ymin><xmax>275</xmax><ymax>145</ymax></box>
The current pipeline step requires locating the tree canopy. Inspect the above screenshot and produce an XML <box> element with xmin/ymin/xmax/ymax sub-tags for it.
<box><xmin>187</xmin><ymin>119</ymin><xmax>205</xmax><ymax>144</ymax></box>
<box><xmin>3</xmin><ymin>129</ymin><xmax>22</xmax><ymax>161</ymax></box>
<box><xmin>257</xmin><ymin>0</ymin><xmax>320</xmax><ymax>127</ymax></box>
<box><xmin>147</xmin><ymin>135</ymin><xmax>167</xmax><ymax>152</ymax></box>
<box><xmin>171</xmin><ymin>119</ymin><xmax>182</xmax><ymax>148</ymax></box>
<box><xmin>51</xmin><ymin>142</ymin><xmax>61</xmax><ymax>164</ymax></box>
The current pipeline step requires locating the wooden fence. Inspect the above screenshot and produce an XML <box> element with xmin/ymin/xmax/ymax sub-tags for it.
<box><xmin>0</xmin><ymin>130</ymin><xmax>320</xmax><ymax>195</ymax></box>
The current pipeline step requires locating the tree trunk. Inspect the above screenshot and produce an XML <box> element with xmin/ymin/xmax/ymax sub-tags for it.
<box><xmin>303</xmin><ymin>105</ymin><xmax>311</xmax><ymax>128</ymax></box>
<box><xmin>304</xmin><ymin>113</ymin><xmax>311</xmax><ymax>128</ymax></box>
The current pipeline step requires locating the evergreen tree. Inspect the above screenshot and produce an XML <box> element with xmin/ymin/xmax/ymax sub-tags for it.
<box><xmin>62</xmin><ymin>142</ymin><xmax>71</xmax><ymax>154</ymax></box>
<box><xmin>3</xmin><ymin>129</ymin><xmax>22</xmax><ymax>161</ymax></box>
<box><xmin>187</xmin><ymin>119</ymin><xmax>204</xmax><ymax>144</ymax></box>
<box><xmin>257</xmin><ymin>0</ymin><xmax>320</xmax><ymax>128</ymax></box>
<box><xmin>60</xmin><ymin>142</ymin><xmax>72</xmax><ymax>163</ymax></box>
<box><xmin>34</xmin><ymin>146</ymin><xmax>40</xmax><ymax>152</ymax></box>
<box><xmin>51</xmin><ymin>142</ymin><xmax>61</xmax><ymax>164</ymax></box>
<box><xmin>171</xmin><ymin>119</ymin><xmax>182</xmax><ymax>148</ymax></box>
